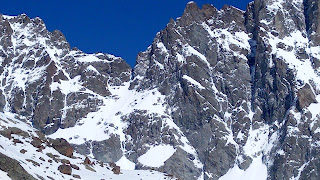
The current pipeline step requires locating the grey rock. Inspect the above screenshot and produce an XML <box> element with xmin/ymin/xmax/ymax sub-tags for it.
<box><xmin>0</xmin><ymin>152</ymin><xmax>36</xmax><ymax>180</ymax></box>
<box><xmin>50</xmin><ymin>138</ymin><xmax>74</xmax><ymax>157</ymax></box>
<box><xmin>0</xmin><ymin>89</ymin><xmax>6</xmax><ymax>112</ymax></box>
<box><xmin>92</xmin><ymin>135</ymin><xmax>123</xmax><ymax>163</ymax></box>
<box><xmin>1</xmin><ymin>0</ymin><xmax>320</xmax><ymax>179</ymax></box>
<box><xmin>0</xmin><ymin>14</ymin><xmax>132</xmax><ymax>135</ymax></box>
<box><xmin>159</xmin><ymin>148</ymin><xmax>201</xmax><ymax>180</ymax></box>
<box><xmin>297</xmin><ymin>83</ymin><xmax>317</xmax><ymax>110</ymax></box>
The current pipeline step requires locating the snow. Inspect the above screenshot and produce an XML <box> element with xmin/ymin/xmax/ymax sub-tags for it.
<box><xmin>182</xmin><ymin>44</ymin><xmax>210</xmax><ymax>67</ymax></box>
<box><xmin>176</xmin><ymin>53</ymin><xmax>185</xmax><ymax>63</ymax></box>
<box><xmin>308</xmin><ymin>95</ymin><xmax>320</xmax><ymax>120</ymax></box>
<box><xmin>156</xmin><ymin>42</ymin><xmax>168</xmax><ymax>54</ymax></box>
<box><xmin>162</xmin><ymin>118</ymin><xmax>203</xmax><ymax>169</ymax></box>
<box><xmin>49</xmin><ymin>81</ymin><xmax>203</xmax><ymax>177</ymax></box>
<box><xmin>266</xmin><ymin>0</ymin><xmax>284</xmax><ymax>13</ymax></box>
<box><xmin>219</xmin><ymin>156</ymin><xmax>267</xmax><ymax>180</ymax></box>
<box><xmin>138</xmin><ymin>144</ymin><xmax>176</xmax><ymax>168</ymax></box>
<box><xmin>86</xmin><ymin>65</ymin><xmax>100</xmax><ymax>74</ymax></box>
<box><xmin>116</xmin><ymin>156</ymin><xmax>136</xmax><ymax>170</ymax></box>
<box><xmin>6</xmin><ymin>9</ymin><xmax>320</xmax><ymax>180</ymax></box>
<box><xmin>290</xmin><ymin>161</ymin><xmax>309</xmax><ymax>180</ymax></box>
<box><xmin>2</xmin><ymin>14</ymin><xmax>16</xmax><ymax>19</ymax></box>
<box><xmin>0</xmin><ymin>112</ymin><xmax>174</xmax><ymax>180</ymax></box>
<box><xmin>153</xmin><ymin>58</ymin><xmax>165</xmax><ymax>69</ymax></box>
<box><xmin>77</xmin><ymin>54</ymin><xmax>104</xmax><ymax>62</ymax></box>
<box><xmin>50</xmin><ymin>75</ymin><xmax>83</xmax><ymax>95</ymax></box>
<box><xmin>202</xmin><ymin>22</ymin><xmax>250</xmax><ymax>60</ymax></box>
<box><xmin>49</xmin><ymin>82</ymin><xmax>167</xmax><ymax>144</ymax></box>
<box><xmin>267</xmin><ymin>30</ymin><xmax>320</xmax><ymax>88</ymax></box>
<box><xmin>0</xmin><ymin>170</ymin><xmax>11</xmax><ymax>180</ymax></box>
<box><xmin>0</xmin><ymin>12</ymin><xmax>208</xmax><ymax>180</ymax></box>
<box><xmin>243</xmin><ymin>124</ymin><xmax>269</xmax><ymax>157</ymax></box>
<box><xmin>183</xmin><ymin>75</ymin><xmax>205</xmax><ymax>89</ymax></box>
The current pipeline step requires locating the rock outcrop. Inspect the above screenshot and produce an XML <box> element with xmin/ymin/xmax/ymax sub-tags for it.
<box><xmin>1</xmin><ymin>0</ymin><xmax>320</xmax><ymax>179</ymax></box>
<box><xmin>0</xmin><ymin>152</ymin><xmax>36</xmax><ymax>180</ymax></box>
<box><xmin>0</xmin><ymin>14</ymin><xmax>131</xmax><ymax>134</ymax></box>
<box><xmin>50</xmin><ymin>138</ymin><xmax>74</xmax><ymax>157</ymax></box>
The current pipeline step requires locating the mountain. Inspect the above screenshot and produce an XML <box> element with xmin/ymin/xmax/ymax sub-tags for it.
<box><xmin>1</xmin><ymin>0</ymin><xmax>320</xmax><ymax>179</ymax></box>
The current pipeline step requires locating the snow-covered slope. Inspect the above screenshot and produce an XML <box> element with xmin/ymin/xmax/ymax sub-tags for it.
<box><xmin>0</xmin><ymin>112</ymin><xmax>174</xmax><ymax>180</ymax></box>
<box><xmin>1</xmin><ymin>0</ymin><xmax>320</xmax><ymax>179</ymax></box>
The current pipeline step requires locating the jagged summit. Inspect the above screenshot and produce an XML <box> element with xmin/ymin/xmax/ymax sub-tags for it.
<box><xmin>1</xmin><ymin>0</ymin><xmax>320</xmax><ymax>179</ymax></box>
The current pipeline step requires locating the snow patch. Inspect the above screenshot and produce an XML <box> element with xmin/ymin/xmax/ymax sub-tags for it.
<box><xmin>176</xmin><ymin>53</ymin><xmax>185</xmax><ymax>63</ymax></box>
<box><xmin>267</xmin><ymin>30</ymin><xmax>320</xmax><ymax>87</ymax></box>
<box><xmin>77</xmin><ymin>55</ymin><xmax>104</xmax><ymax>62</ymax></box>
<box><xmin>116</xmin><ymin>156</ymin><xmax>136</xmax><ymax>170</ymax></box>
<box><xmin>183</xmin><ymin>75</ymin><xmax>205</xmax><ymax>89</ymax></box>
<box><xmin>138</xmin><ymin>144</ymin><xmax>176</xmax><ymax>168</ymax></box>
<box><xmin>49</xmin><ymin>82</ymin><xmax>167</xmax><ymax>145</ymax></box>
<box><xmin>308</xmin><ymin>95</ymin><xmax>320</xmax><ymax>120</ymax></box>
<box><xmin>266</xmin><ymin>0</ymin><xmax>284</xmax><ymax>13</ymax></box>
<box><xmin>157</xmin><ymin>42</ymin><xmax>168</xmax><ymax>54</ymax></box>
<box><xmin>182</xmin><ymin>44</ymin><xmax>210</xmax><ymax>67</ymax></box>
<box><xmin>243</xmin><ymin>125</ymin><xmax>269</xmax><ymax>157</ymax></box>
<box><xmin>86</xmin><ymin>65</ymin><xmax>100</xmax><ymax>74</ymax></box>
<box><xmin>0</xmin><ymin>169</ymin><xmax>11</xmax><ymax>180</ymax></box>
<box><xmin>50</xmin><ymin>75</ymin><xmax>83</xmax><ymax>95</ymax></box>
<box><xmin>219</xmin><ymin>156</ymin><xmax>267</xmax><ymax>180</ymax></box>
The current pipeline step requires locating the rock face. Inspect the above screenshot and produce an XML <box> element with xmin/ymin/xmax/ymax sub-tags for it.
<box><xmin>1</xmin><ymin>0</ymin><xmax>320</xmax><ymax>180</ymax></box>
<box><xmin>58</xmin><ymin>164</ymin><xmax>72</xmax><ymax>175</ymax></box>
<box><xmin>297</xmin><ymin>83</ymin><xmax>317</xmax><ymax>110</ymax></box>
<box><xmin>50</xmin><ymin>138</ymin><xmax>74</xmax><ymax>157</ymax></box>
<box><xmin>0</xmin><ymin>14</ymin><xmax>131</xmax><ymax>134</ymax></box>
<box><xmin>0</xmin><ymin>152</ymin><xmax>36</xmax><ymax>180</ymax></box>
<box><xmin>129</xmin><ymin>0</ymin><xmax>320</xmax><ymax>179</ymax></box>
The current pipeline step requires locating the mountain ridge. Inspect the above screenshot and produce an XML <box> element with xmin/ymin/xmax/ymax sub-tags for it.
<box><xmin>1</xmin><ymin>0</ymin><xmax>320</xmax><ymax>179</ymax></box>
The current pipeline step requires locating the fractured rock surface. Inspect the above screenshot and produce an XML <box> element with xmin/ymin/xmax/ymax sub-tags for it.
<box><xmin>1</xmin><ymin>0</ymin><xmax>320</xmax><ymax>179</ymax></box>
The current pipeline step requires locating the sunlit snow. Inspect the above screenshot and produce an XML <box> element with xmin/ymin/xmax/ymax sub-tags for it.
<box><xmin>138</xmin><ymin>144</ymin><xmax>176</xmax><ymax>168</ymax></box>
<box><xmin>219</xmin><ymin>156</ymin><xmax>267</xmax><ymax>180</ymax></box>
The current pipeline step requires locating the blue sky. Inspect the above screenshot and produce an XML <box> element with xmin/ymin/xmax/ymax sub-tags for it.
<box><xmin>1</xmin><ymin>0</ymin><xmax>252</xmax><ymax>67</ymax></box>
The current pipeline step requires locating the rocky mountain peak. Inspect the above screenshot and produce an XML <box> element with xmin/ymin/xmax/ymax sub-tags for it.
<box><xmin>1</xmin><ymin>0</ymin><xmax>320</xmax><ymax>179</ymax></box>
<box><xmin>0</xmin><ymin>13</ymin><xmax>131</xmax><ymax>134</ymax></box>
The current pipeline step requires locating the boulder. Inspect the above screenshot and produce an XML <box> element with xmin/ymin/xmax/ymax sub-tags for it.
<box><xmin>51</xmin><ymin>138</ymin><xmax>73</xmax><ymax>157</ymax></box>
<box><xmin>72</xmin><ymin>174</ymin><xmax>81</xmax><ymax>179</ymax></box>
<box><xmin>297</xmin><ymin>83</ymin><xmax>317</xmax><ymax>110</ymax></box>
<box><xmin>0</xmin><ymin>152</ymin><xmax>36</xmax><ymax>180</ymax></box>
<box><xmin>58</xmin><ymin>164</ymin><xmax>72</xmax><ymax>175</ymax></box>
<box><xmin>112</xmin><ymin>165</ymin><xmax>120</xmax><ymax>175</ymax></box>
<box><xmin>71</xmin><ymin>164</ymin><xmax>80</xmax><ymax>170</ymax></box>
<box><xmin>84</xmin><ymin>157</ymin><xmax>91</xmax><ymax>165</ymax></box>
<box><xmin>31</xmin><ymin>137</ymin><xmax>43</xmax><ymax>148</ymax></box>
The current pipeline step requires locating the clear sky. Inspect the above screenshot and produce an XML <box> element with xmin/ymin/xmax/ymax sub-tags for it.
<box><xmin>0</xmin><ymin>0</ymin><xmax>252</xmax><ymax>67</ymax></box>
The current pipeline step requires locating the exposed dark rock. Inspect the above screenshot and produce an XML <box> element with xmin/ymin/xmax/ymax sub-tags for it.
<box><xmin>0</xmin><ymin>152</ymin><xmax>36</xmax><ymax>180</ymax></box>
<box><xmin>92</xmin><ymin>135</ymin><xmax>123</xmax><ymax>163</ymax></box>
<box><xmin>112</xmin><ymin>165</ymin><xmax>121</xmax><ymax>175</ymax></box>
<box><xmin>0</xmin><ymin>14</ymin><xmax>132</xmax><ymax>135</ymax></box>
<box><xmin>0</xmin><ymin>127</ymin><xmax>29</xmax><ymax>139</ymax></box>
<box><xmin>20</xmin><ymin>149</ymin><xmax>27</xmax><ymax>154</ymax></box>
<box><xmin>13</xmin><ymin>138</ymin><xmax>23</xmax><ymax>144</ymax></box>
<box><xmin>26</xmin><ymin>159</ymin><xmax>40</xmax><ymax>167</ymax></box>
<box><xmin>72</xmin><ymin>174</ymin><xmax>81</xmax><ymax>179</ymax></box>
<box><xmin>1</xmin><ymin>1</ymin><xmax>320</xmax><ymax>180</ymax></box>
<box><xmin>297</xmin><ymin>83</ymin><xmax>317</xmax><ymax>110</ymax></box>
<box><xmin>50</xmin><ymin>138</ymin><xmax>73</xmax><ymax>157</ymax></box>
<box><xmin>71</xmin><ymin>164</ymin><xmax>80</xmax><ymax>170</ymax></box>
<box><xmin>0</xmin><ymin>89</ymin><xmax>5</xmax><ymax>112</ymax></box>
<box><xmin>58</xmin><ymin>164</ymin><xmax>72</xmax><ymax>175</ymax></box>
<box><xmin>31</xmin><ymin>136</ymin><xmax>43</xmax><ymax>148</ymax></box>
<box><xmin>84</xmin><ymin>157</ymin><xmax>91</xmax><ymax>165</ymax></box>
<box><xmin>159</xmin><ymin>148</ymin><xmax>201</xmax><ymax>180</ymax></box>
